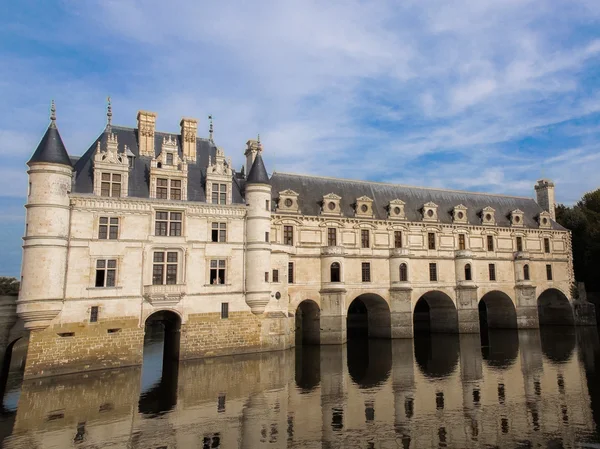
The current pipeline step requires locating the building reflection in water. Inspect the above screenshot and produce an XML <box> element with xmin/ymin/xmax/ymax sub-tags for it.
<box><xmin>2</xmin><ymin>328</ymin><xmax>600</xmax><ymax>448</ymax></box>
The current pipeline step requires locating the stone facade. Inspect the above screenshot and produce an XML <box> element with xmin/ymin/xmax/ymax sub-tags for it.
<box><xmin>14</xmin><ymin>104</ymin><xmax>595</xmax><ymax>378</ymax></box>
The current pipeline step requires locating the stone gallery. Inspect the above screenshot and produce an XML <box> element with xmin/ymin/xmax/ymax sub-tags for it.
<box><xmin>15</xmin><ymin>101</ymin><xmax>595</xmax><ymax>378</ymax></box>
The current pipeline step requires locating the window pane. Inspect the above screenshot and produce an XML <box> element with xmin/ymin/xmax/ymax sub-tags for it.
<box><xmin>219</xmin><ymin>229</ymin><xmax>226</xmax><ymax>242</ymax></box>
<box><xmin>155</xmin><ymin>222</ymin><xmax>167</xmax><ymax>236</ymax></box>
<box><xmin>170</xmin><ymin>222</ymin><xmax>181</xmax><ymax>236</ymax></box>
<box><xmin>110</xmin><ymin>217</ymin><xmax>119</xmax><ymax>225</ymax></box>
<box><xmin>220</xmin><ymin>192</ymin><xmax>226</xmax><ymax>204</ymax></box>
<box><xmin>221</xmin><ymin>303</ymin><xmax>229</xmax><ymax>319</ymax></box>
<box><xmin>96</xmin><ymin>260</ymin><xmax>106</xmax><ymax>268</ymax></box>
<box><xmin>212</xmin><ymin>191</ymin><xmax>219</xmax><ymax>203</ymax></box>
<box><xmin>171</xmin><ymin>189</ymin><xmax>181</xmax><ymax>200</ymax></box>
<box><xmin>212</xmin><ymin>229</ymin><xmax>219</xmax><ymax>242</ymax></box>
<box><xmin>157</xmin><ymin>179</ymin><xmax>168</xmax><ymax>187</ymax></box>
<box><xmin>102</xmin><ymin>173</ymin><xmax>111</xmax><ymax>181</ymax></box>
<box><xmin>100</xmin><ymin>217</ymin><xmax>108</xmax><ymax>224</ymax></box>
<box><xmin>95</xmin><ymin>269</ymin><xmax>105</xmax><ymax>287</ymax></box>
<box><xmin>156</xmin><ymin>212</ymin><xmax>168</xmax><ymax>220</ymax></box>
<box><xmin>112</xmin><ymin>174</ymin><xmax>121</xmax><ymax>182</ymax></box>
<box><xmin>171</xmin><ymin>212</ymin><xmax>182</xmax><ymax>221</ymax></box>
<box><xmin>98</xmin><ymin>225</ymin><xmax>108</xmax><ymax>240</ymax></box>
<box><xmin>288</xmin><ymin>262</ymin><xmax>294</xmax><ymax>284</ymax></box>
<box><xmin>106</xmin><ymin>269</ymin><xmax>116</xmax><ymax>287</ymax></box>
<box><xmin>109</xmin><ymin>225</ymin><xmax>118</xmax><ymax>239</ymax></box>
<box><xmin>101</xmin><ymin>183</ymin><xmax>110</xmax><ymax>196</ymax></box>
<box><xmin>212</xmin><ymin>223</ymin><xmax>218</xmax><ymax>229</ymax></box>
<box><xmin>157</xmin><ymin>187</ymin><xmax>168</xmax><ymax>199</ymax></box>
<box><xmin>111</xmin><ymin>183</ymin><xmax>121</xmax><ymax>197</ymax></box>
<box><xmin>218</xmin><ymin>260</ymin><xmax>226</xmax><ymax>268</ymax></box>
<box><xmin>218</xmin><ymin>268</ymin><xmax>226</xmax><ymax>284</ymax></box>
<box><xmin>167</xmin><ymin>252</ymin><xmax>178</xmax><ymax>262</ymax></box>
<box><xmin>220</xmin><ymin>184</ymin><xmax>226</xmax><ymax>191</ymax></box>
<box><xmin>153</xmin><ymin>252</ymin><xmax>164</xmax><ymax>263</ymax></box>
<box><xmin>107</xmin><ymin>259</ymin><xmax>117</xmax><ymax>268</ymax></box>
<box><xmin>213</xmin><ymin>183</ymin><xmax>219</xmax><ymax>192</ymax></box>
<box><xmin>166</xmin><ymin>265</ymin><xmax>177</xmax><ymax>284</ymax></box>
<box><xmin>153</xmin><ymin>265</ymin><xmax>164</xmax><ymax>285</ymax></box>
<box><xmin>171</xmin><ymin>179</ymin><xmax>181</xmax><ymax>187</ymax></box>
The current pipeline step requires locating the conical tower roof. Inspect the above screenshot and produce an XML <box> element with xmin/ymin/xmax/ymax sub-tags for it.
<box><xmin>28</xmin><ymin>102</ymin><xmax>72</xmax><ymax>167</ymax></box>
<box><xmin>246</xmin><ymin>153</ymin><xmax>270</xmax><ymax>185</ymax></box>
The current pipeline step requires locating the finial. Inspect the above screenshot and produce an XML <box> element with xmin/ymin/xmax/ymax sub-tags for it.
<box><xmin>208</xmin><ymin>115</ymin><xmax>214</xmax><ymax>141</ymax></box>
<box><xmin>106</xmin><ymin>96</ymin><xmax>112</xmax><ymax>130</ymax></box>
<box><xmin>257</xmin><ymin>133</ymin><xmax>262</xmax><ymax>151</ymax></box>
<box><xmin>50</xmin><ymin>99</ymin><xmax>56</xmax><ymax>127</ymax></box>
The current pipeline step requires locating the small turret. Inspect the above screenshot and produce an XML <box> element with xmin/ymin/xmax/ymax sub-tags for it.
<box><xmin>534</xmin><ymin>179</ymin><xmax>556</xmax><ymax>220</ymax></box>
<box><xmin>244</xmin><ymin>138</ymin><xmax>272</xmax><ymax>314</ymax></box>
<box><xmin>18</xmin><ymin>101</ymin><xmax>73</xmax><ymax>330</ymax></box>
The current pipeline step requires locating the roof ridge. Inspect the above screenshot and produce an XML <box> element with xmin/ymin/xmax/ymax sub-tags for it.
<box><xmin>271</xmin><ymin>171</ymin><xmax>535</xmax><ymax>201</ymax></box>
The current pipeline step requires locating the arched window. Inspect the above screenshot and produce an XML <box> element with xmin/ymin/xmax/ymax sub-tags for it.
<box><xmin>465</xmin><ymin>263</ymin><xmax>472</xmax><ymax>281</ymax></box>
<box><xmin>400</xmin><ymin>263</ymin><xmax>408</xmax><ymax>282</ymax></box>
<box><xmin>523</xmin><ymin>264</ymin><xmax>530</xmax><ymax>281</ymax></box>
<box><xmin>330</xmin><ymin>262</ymin><xmax>341</xmax><ymax>283</ymax></box>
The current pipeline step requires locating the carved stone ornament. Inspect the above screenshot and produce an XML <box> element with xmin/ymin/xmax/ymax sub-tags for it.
<box><xmin>422</xmin><ymin>201</ymin><xmax>439</xmax><ymax>222</ymax></box>
<box><xmin>481</xmin><ymin>206</ymin><xmax>496</xmax><ymax>225</ymax></box>
<box><xmin>453</xmin><ymin>204</ymin><xmax>468</xmax><ymax>224</ymax></box>
<box><xmin>321</xmin><ymin>246</ymin><xmax>345</xmax><ymax>256</ymax></box>
<box><xmin>322</xmin><ymin>193</ymin><xmax>342</xmax><ymax>216</ymax></box>
<box><xmin>510</xmin><ymin>209</ymin><xmax>525</xmax><ymax>227</ymax></box>
<box><xmin>538</xmin><ymin>211</ymin><xmax>552</xmax><ymax>229</ymax></box>
<box><xmin>94</xmin><ymin>133</ymin><xmax>128</xmax><ymax>166</ymax></box>
<box><xmin>355</xmin><ymin>195</ymin><xmax>374</xmax><ymax>218</ymax></box>
<box><xmin>277</xmin><ymin>189</ymin><xmax>300</xmax><ymax>213</ymax></box>
<box><xmin>388</xmin><ymin>199</ymin><xmax>406</xmax><ymax>220</ymax></box>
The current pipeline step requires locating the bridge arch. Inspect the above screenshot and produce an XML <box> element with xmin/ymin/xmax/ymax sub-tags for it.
<box><xmin>347</xmin><ymin>293</ymin><xmax>391</xmax><ymax>339</ymax></box>
<box><xmin>479</xmin><ymin>290</ymin><xmax>518</xmax><ymax>329</ymax></box>
<box><xmin>537</xmin><ymin>288</ymin><xmax>574</xmax><ymax>326</ymax></box>
<box><xmin>295</xmin><ymin>300</ymin><xmax>320</xmax><ymax>345</ymax></box>
<box><xmin>413</xmin><ymin>291</ymin><xmax>458</xmax><ymax>333</ymax></box>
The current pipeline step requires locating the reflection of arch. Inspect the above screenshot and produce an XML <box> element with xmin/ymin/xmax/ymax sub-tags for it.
<box><xmin>295</xmin><ymin>300</ymin><xmax>320</xmax><ymax>345</ymax></box>
<box><xmin>0</xmin><ymin>337</ymin><xmax>26</xmax><ymax>412</ymax></box>
<box><xmin>414</xmin><ymin>333</ymin><xmax>459</xmax><ymax>379</ymax></box>
<box><xmin>481</xmin><ymin>329</ymin><xmax>519</xmax><ymax>369</ymax></box>
<box><xmin>537</xmin><ymin>288</ymin><xmax>574</xmax><ymax>326</ymax></box>
<box><xmin>479</xmin><ymin>291</ymin><xmax>517</xmax><ymax>329</ymax></box>
<box><xmin>295</xmin><ymin>345</ymin><xmax>321</xmax><ymax>391</ymax></box>
<box><xmin>347</xmin><ymin>294</ymin><xmax>391</xmax><ymax>339</ymax></box>
<box><xmin>540</xmin><ymin>327</ymin><xmax>575</xmax><ymax>363</ymax></box>
<box><xmin>330</xmin><ymin>262</ymin><xmax>341</xmax><ymax>283</ymax></box>
<box><xmin>413</xmin><ymin>291</ymin><xmax>458</xmax><ymax>333</ymax></box>
<box><xmin>347</xmin><ymin>339</ymin><xmax>391</xmax><ymax>388</ymax></box>
<box><xmin>139</xmin><ymin>310</ymin><xmax>181</xmax><ymax>416</ymax></box>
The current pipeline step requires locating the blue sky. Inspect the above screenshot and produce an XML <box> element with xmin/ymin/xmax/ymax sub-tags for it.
<box><xmin>1</xmin><ymin>0</ymin><xmax>600</xmax><ymax>277</ymax></box>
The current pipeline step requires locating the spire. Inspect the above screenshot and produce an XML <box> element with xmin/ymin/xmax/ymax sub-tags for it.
<box><xmin>27</xmin><ymin>100</ymin><xmax>72</xmax><ymax>167</ymax></box>
<box><xmin>106</xmin><ymin>96</ymin><xmax>112</xmax><ymax>131</ymax></box>
<box><xmin>208</xmin><ymin>114</ymin><xmax>214</xmax><ymax>141</ymax></box>
<box><xmin>246</xmin><ymin>152</ymin><xmax>270</xmax><ymax>185</ymax></box>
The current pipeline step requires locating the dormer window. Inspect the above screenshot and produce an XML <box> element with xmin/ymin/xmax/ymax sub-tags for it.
<box><xmin>481</xmin><ymin>207</ymin><xmax>496</xmax><ymax>225</ymax></box>
<box><xmin>206</xmin><ymin>146</ymin><xmax>233</xmax><ymax>206</ymax></box>
<box><xmin>355</xmin><ymin>196</ymin><xmax>374</xmax><ymax>218</ymax></box>
<box><xmin>453</xmin><ymin>205</ymin><xmax>468</xmax><ymax>224</ymax></box>
<box><xmin>510</xmin><ymin>209</ymin><xmax>524</xmax><ymax>227</ymax></box>
<box><xmin>93</xmin><ymin>132</ymin><xmax>129</xmax><ymax>197</ymax></box>
<box><xmin>538</xmin><ymin>211</ymin><xmax>552</xmax><ymax>229</ymax></box>
<box><xmin>277</xmin><ymin>189</ymin><xmax>300</xmax><ymax>214</ymax></box>
<box><xmin>422</xmin><ymin>202</ymin><xmax>438</xmax><ymax>222</ymax></box>
<box><xmin>388</xmin><ymin>199</ymin><xmax>406</xmax><ymax>220</ymax></box>
<box><xmin>322</xmin><ymin>193</ymin><xmax>342</xmax><ymax>216</ymax></box>
<box><xmin>150</xmin><ymin>135</ymin><xmax>188</xmax><ymax>201</ymax></box>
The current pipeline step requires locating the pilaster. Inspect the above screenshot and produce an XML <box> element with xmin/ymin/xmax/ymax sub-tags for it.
<box><xmin>390</xmin><ymin>287</ymin><xmax>413</xmax><ymax>338</ymax></box>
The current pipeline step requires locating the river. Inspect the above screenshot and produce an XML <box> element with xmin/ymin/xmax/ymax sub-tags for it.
<box><xmin>1</xmin><ymin>327</ymin><xmax>600</xmax><ymax>448</ymax></box>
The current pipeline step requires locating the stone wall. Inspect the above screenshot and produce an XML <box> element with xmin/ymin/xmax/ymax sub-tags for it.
<box><xmin>24</xmin><ymin>317</ymin><xmax>143</xmax><ymax>378</ymax></box>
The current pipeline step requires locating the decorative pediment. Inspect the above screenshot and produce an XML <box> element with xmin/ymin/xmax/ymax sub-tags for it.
<box><xmin>510</xmin><ymin>209</ymin><xmax>525</xmax><ymax>227</ymax></box>
<box><xmin>388</xmin><ymin>199</ymin><xmax>406</xmax><ymax>220</ymax></box>
<box><xmin>322</xmin><ymin>193</ymin><xmax>342</xmax><ymax>216</ymax></box>
<box><xmin>355</xmin><ymin>196</ymin><xmax>374</xmax><ymax>218</ymax></box>
<box><xmin>481</xmin><ymin>206</ymin><xmax>496</xmax><ymax>225</ymax></box>
<box><xmin>277</xmin><ymin>189</ymin><xmax>300</xmax><ymax>214</ymax></box>
<box><xmin>93</xmin><ymin>132</ymin><xmax>130</xmax><ymax>197</ymax></box>
<box><xmin>453</xmin><ymin>204</ymin><xmax>468</xmax><ymax>224</ymax></box>
<box><xmin>538</xmin><ymin>211</ymin><xmax>552</xmax><ymax>229</ymax></box>
<box><xmin>94</xmin><ymin>133</ymin><xmax>128</xmax><ymax>166</ymax></box>
<box><xmin>208</xmin><ymin>147</ymin><xmax>233</xmax><ymax>177</ymax></box>
<box><xmin>422</xmin><ymin>202</ymin><xmax>439</xmax><ymax>222</ymax></box>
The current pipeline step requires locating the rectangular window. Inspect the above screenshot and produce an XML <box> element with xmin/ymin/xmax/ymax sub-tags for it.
<box><xmin>211</xmin><ymin>183</ymin><xmax>227</xmax><ymax>205</ymax></box>
<box><xmin>544</xmin><ymin>238</ymin><xmax>551</xmax><ymax>253</ymax></box>
<box><xmin>428</xmin><ymin>233</ymin><xmax>436</xmax><ymax>250</ymax></box>
<box><xmin>394</xmin><ymin>231</ymin><xmax>402</xmax><ymax>249</ymax></box>
<box><xmin>288</xmin><ymin>262</ymin><xmax>294</xmax><ymax>284</ymax></box>
<box><xmin>273</xmin><ymin>269</ymin><xmax>279</xmax><ymax>283</ymax></box>
<box><xmin>211</xmin><ymin>222</ymin><xmax>227</xmax><ymax>242</ymax></box>
<box><xmin>458</xmin><ymin>234</ymin><xmax>466</xmax><ymax>250</ymax></box>
<box><xmin>546</xmin><ymin>264</ymin><xmax>553</xmax><ymax>281</ymax></box>
<box><xmin>265</xmin><ymin>232</ymin><xmax>270</xmax><ymax>242</ymax></box>
<box><xmin>152</xmin><ymin>251</ymin><xmax>178</xmax><ymax>285</ymax></box>
<box><xmin>218</xmin><ymin>394</ymin><xmax>226</xmax><ymax>413</ymax></box>
<box><xmin>361</xmin><ymin>262</ymin><xmax>371</xmax><ymax>282</ymax></box>
<box><xmin>170</xmin><ymin>179</ymin><xmax>181</xmax><ymax>200</ymax></box>
<box><xmin>284</xmin><ymin>226</ymin><xmax>294</xmax><ymax>245</ymax></box>
<box><xmin>221</xmin><ymin>303</ymin><xmax>229</xmax><ymax>319</ymax></box>
<box><xmin>210</xmin><ymin>259</ymin><xmax>226</xmax><ymax>284</ymax></box>
<box><xmin>487</xmin><ymin>235</ymin><xmax>494</xmax><ymax>251</ymax></box>
<box><xmin>100</xmin><ymin>173</ymin><xmax>121</xmax><ymax>197</ymax></box>
<box><xmin>155</xmin><ymin>211</ymin><xmax>182</xmax><ymax>236</ymax></box>
<box><xmin>266</xmin><ymin>200</ymin><xmax>270</xmax><ymax>211</ymax></box>
<box><xmin>265</xmin><ymin>272</ymin><xmax>269</xmax><ymax>282</ymax></box>
<box><xmin>516</xmin><ymin>236</ymin><xmax>523</xmax><ymax>252</ymax></box>
<box><xmin>166</xmin><ymin>153</ymin><xmax>174</xmax><ymax>165</ymax></box>
<box><xmin>489</xmin><ymin>264</ymin><xmax>496</xmax><ymax>281</ymax></box>
<box><xmin>361</xmin><ymin>230</ymin><xmax>370</xmax><ymax>248</ymax></box>
<box><xmin>156</xmin><ymin>178</ymin><xmax>168</xmax><ymax>199</ymax></box>
<box><xmin>98</xmin><ymin>217</ymin><xmax>119</xmax><ymax>240</ymax></box>
<box><xmin>328</xmin><ymin>228</ymin><xmax>337</xmax><ymax>246</ymax></box>
<box><xmin>90</xmin><ymin>306</ymin><xmax>99</xmax><ymax>323</ymax></box>
<box><xmin>95</xmin><ymin>259</ymin><xmax>117</xmax><ymax>287</ymax></box>
<box><xmin>429</xmin><ymin>263</ymin><xmax>437</xmax><ymax>282</ymax></box>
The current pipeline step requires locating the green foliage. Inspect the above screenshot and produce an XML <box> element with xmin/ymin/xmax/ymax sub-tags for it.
<box><xmin>0</xmin><ymin>277</ymin><xmax>20</xmax><ymax>296</ymax></box>
<box><xmin>556</xmin><ymin>188</ymin><xmax>600</xmax><ymax>292</ymax></box>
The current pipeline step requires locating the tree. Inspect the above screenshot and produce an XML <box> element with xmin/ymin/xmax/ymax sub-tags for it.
<box><xmin>556</xmin><ymin>188</ymin><xmax>600</xmax><ymax>292</ymax></box>
<box><xmin>0</xmin><ymin>277</ymin><xmax>19</xmax><ymax>296</ymax></box>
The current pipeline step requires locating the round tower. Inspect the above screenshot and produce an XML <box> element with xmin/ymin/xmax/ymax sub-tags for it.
<box><xmin>17</xmin><ymin>101</ymin><xmax>73</xmax><ymax>330</ymax></box>
<box><xmin>244</xmin><ymin>141</ymin><xmax>272</xmax><ymax>315</ymax></box>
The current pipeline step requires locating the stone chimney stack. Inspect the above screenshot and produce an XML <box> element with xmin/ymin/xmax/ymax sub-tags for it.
<box><xmin>535</xmin><ymin>179</ymin><xmax>556</xmax><ymax>220</ymax></box>
<box><xmin>137</xmin><ymin>111</ymin><xmax>157</xmax><ymax>157</ymax></box>
<box><xmin>180</xmin><ymin>117</ymin><xmax>198</xmax><ymax>163</ymax></box>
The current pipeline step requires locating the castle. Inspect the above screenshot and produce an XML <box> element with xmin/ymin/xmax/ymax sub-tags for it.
<box><xmin>16</xmin><ymin>101</ymin><xmax>595</xmax><ymax>378</ymax></box>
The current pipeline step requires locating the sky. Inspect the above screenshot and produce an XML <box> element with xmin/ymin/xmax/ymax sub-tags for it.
<box><xmin>1</xmin><ymin>0</ymin><xmax>600</xmax><ymax>277</ymax></box>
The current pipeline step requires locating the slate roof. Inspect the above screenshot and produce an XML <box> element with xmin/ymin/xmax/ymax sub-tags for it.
<box><xmin>246</xmin><ymin>153</ymin><xmax>270</xmax><ymax>185</ymax></box>
<box><xmin>28</xmin><ymin>122</ymin><xmax>72</xmax><ymax>167</ymax></box>
<box><xmin>72</xmin><ymin>126</ymin><xmax>245</xmax><ymax>204</ymax></box>
<box><xmin>270</xmin><ymin>172</ymin><xmax>564</xmax><ymax>230</ymax></box>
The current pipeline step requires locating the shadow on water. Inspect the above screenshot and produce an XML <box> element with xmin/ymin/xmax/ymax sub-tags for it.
<box><xmin>540</xmin><ymin>326</ymin><xmax>576</xmax><ymax>363</ymax></box>
<box><xmin>481</xmin><ymin>329</ymin><xmax>519</xmax><ymax>369</ymax></box>
<box><xmin>347</xmin><ymin>339</ymin><xmax>392</xmax><ymax>388</ymax></box>
<box><xmin>413</xmin><ymin>332</ymin><xmax>459</xmax><ymax>379</ymax></box>
<box><xmin>294</xmin><ymin>345</ymin><xmax>321</xmax><ymax>392</ymax></box>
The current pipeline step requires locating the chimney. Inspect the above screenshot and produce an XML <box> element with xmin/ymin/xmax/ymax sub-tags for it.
<box><xmin>535</xmin><ymin>179</ymin><xmax>556</xmax><ymax>220</ymax></box>
<box><xmin>180</xmin><ymin>117</ymin><xmax>198</xmax><ymax>162</ymax></box>
<box><xmin>137</xmin><ymin>111</ymin><xmax>157</xmax><ymax>157</ymax></box>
